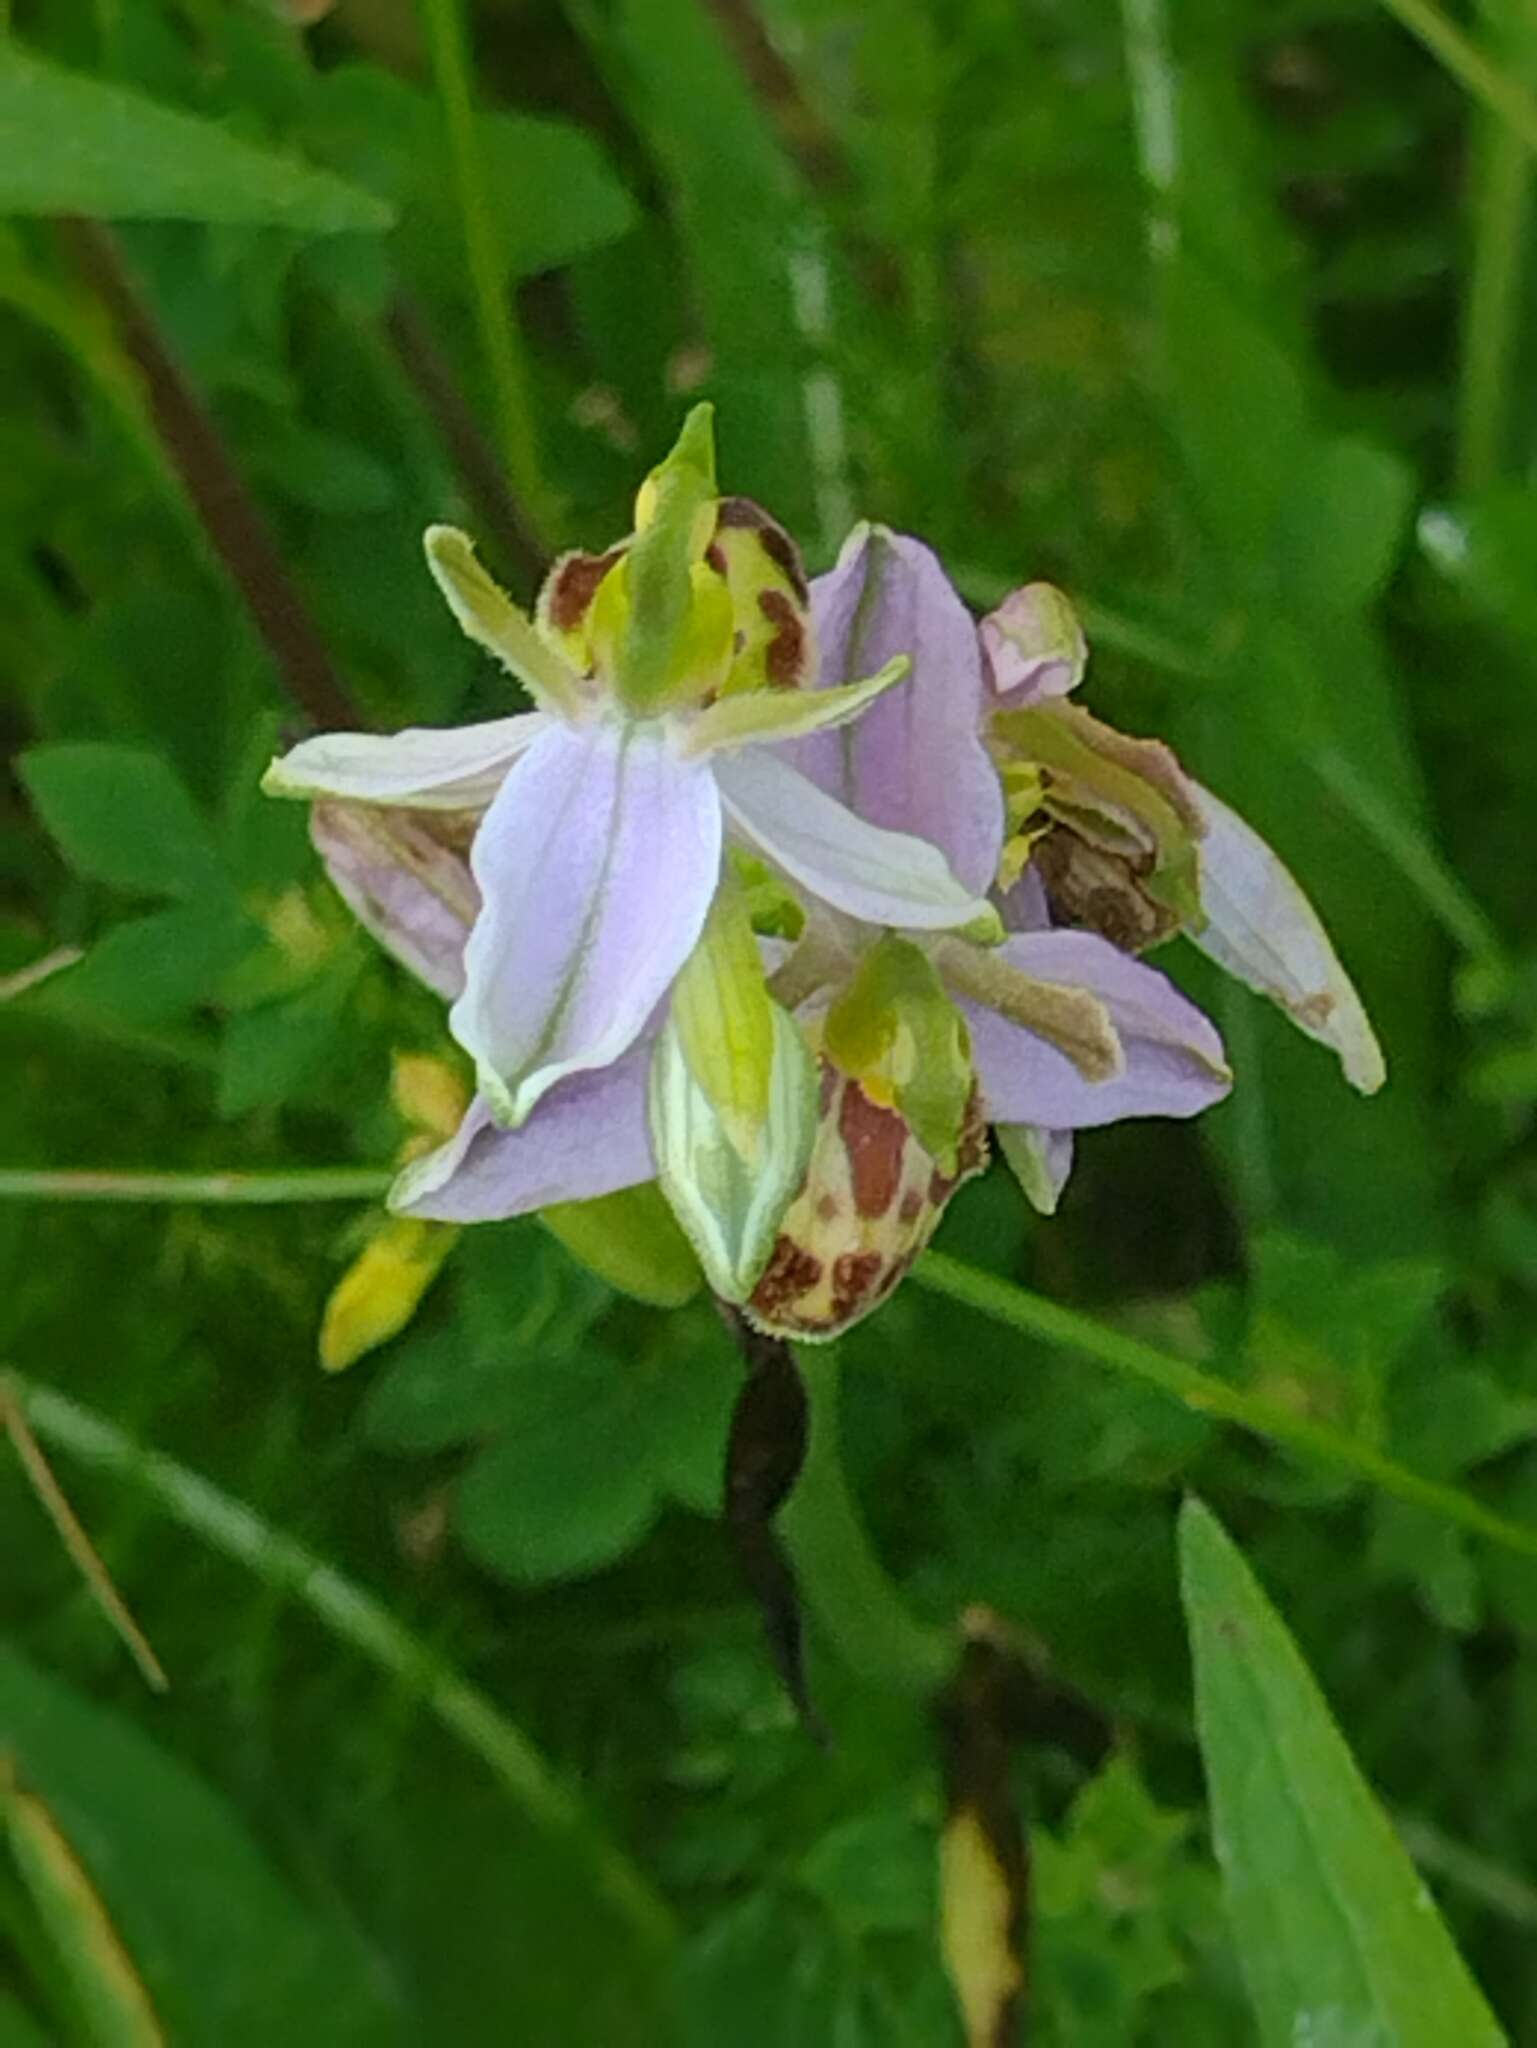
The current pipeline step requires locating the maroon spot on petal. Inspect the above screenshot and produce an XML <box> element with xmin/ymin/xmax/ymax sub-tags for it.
<box><xmin>956</xmin><ymin>1089</ymin><xmax>990</xmax><ymax>1178</ymax></box>
<box><xmin>750</xmin><ymin>1235</ymin><xmax>823</xmax><ymax>1321</ymax></box>
<box><xmin>714</xmin><ymin>497</ymin><xmax>810</xmax><ymax>605</ymax></box>
<box><xmin>839</xmin><ymin>1084</ymin><xmax>909</xmax><ymax>1220</ymax></box>
<box><xmin>899</xmin><ymin>1189</ymin><xmax>924</xmax><ymax>1225</ymax></box>
<box><xmin>815</xmin><ymin>1193</ymin><xmax>841</xmax><ymax>1223</ymax></box>
<box><xmin>829</xmin><ymin>1250</ymin><xmax>883</xmax><ymax>1325</ymax></box>
<box><xmin>758</xmin><ymin>589</ymin><xmax>807</xmax><ymax>688</ymax></box>
<box><xmin>705</xmin><ymin>541</ymin><xmax>727</xmax><ymax>575</ymax></box>
<box><xmin>546</xmin><ymin>547</ymin><xmax>623</xmax><ymax>632</ymax></box>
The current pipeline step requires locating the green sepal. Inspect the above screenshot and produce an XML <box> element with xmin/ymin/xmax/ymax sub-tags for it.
<box><xmin>822</xmin><ymin>935</ymin><xmax>974</xmax><ymax>1171</ymax></box>
<box><xmin>617</xmin><ymin>404</ymin><xmax>721</xmax><ymax>712</ymax></box>
<box><xmin>680</xmin><ymin>657</ymin><xmax>908</xmax><ymax>758</ymax></box>
<box><xmin>539</xmin><ymin>1183</ymin><xmax>702</xmax><ymax>1307</ymax></box>
<box><xmin>423</xmin><ymin>526</ymin><xmax>586</xmax><ymax>719</ymax></box>
<box><xmin>669</xmin><ymin>868</ymin><xmax>777</xmax><ymax>1159</ymax></box>
<box><xmin>648</xmin><ymin>1001</ymin><xmax>818</xmax><ymax>1303</ymax></box>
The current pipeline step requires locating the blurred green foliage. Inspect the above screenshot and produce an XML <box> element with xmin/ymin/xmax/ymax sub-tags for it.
<box><xmin>5</xmin><ymin>0</ymin><xmax>1537</xmax><ymax>2038</ymax></box>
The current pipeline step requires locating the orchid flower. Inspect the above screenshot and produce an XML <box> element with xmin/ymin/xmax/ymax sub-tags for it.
<box><xmin>765</xmin><ymin>533</ymin><xmax>1381</xmax><ymax>1287</ymax></box>
<box><xmin>345</xmin><ymin>523</ymin><xmax>1233</xmax><ymax>1339</ymax></box>
<box><xmin>265</xmin><ymin>411</ymin><xmax>996</xmax><ymax>1305</ymax></box>
<box><xmin>736</xmin><ymin>526</ymin><xmax>1235</xmax><ymax>1333</ymax></box>
<box><xmin>980</xmin><ymin>579</ymin><xmax>1387</xmax><ymax>1096</ymax></box>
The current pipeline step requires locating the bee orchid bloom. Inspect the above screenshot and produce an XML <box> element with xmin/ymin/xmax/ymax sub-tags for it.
<box><xmin>265</xmin><ymin>409</ymin><xmax>990</xmax><ymax>1143</ymax></box>
<box><xmin>980</xmin><ymin>579</ymin><xmax>1386</xmax><ymax>1097</ymax></box>
<box><xmin>736</xmin><ymin>526</ymin><xmax>1236</xmax><ymax>1331</ymax></box>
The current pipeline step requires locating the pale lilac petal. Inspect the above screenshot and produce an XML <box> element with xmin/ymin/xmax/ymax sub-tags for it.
<box><xmin>996</xmin><ymin>864</ymin><xmax>1052</xmax><ymax>934</ymax></box>
<box><xmin>995</xmin><ymin>1124</ymin><xmax>1074</xmax><ymax>1214</ymax></box>
<box><xmin>264</xmin><ymin>713</ymin><xmax>548</xmax><ymax>808</ymax></box>
<box><xmin>389</xmin><ymin>1052</ymin><xmax>655</xmax><ymax>1222</ymax></box>
<box><xmin>451</xmin><ymin>720</ymin><xmax>721</xmax><ymax>1125</ymax></box>
<box><xmin>1188</xmin><ymin>782</ymin><xmax>1386</xmax><ymax>1094</ymax></box>
<box><xmin>790</xmin><ymin>527</ymin><xmax>1005</xmax><ymax>893</ymax></box>
<box><xmin>961</xmin><ymin>931</ymin><xmax>1231</xmax><ymax>1127</ymax></box>
<box><xmin>311</xmin><ymin>802</ymin><xmax>478</xmax><ymax>1000</ymax></box>
<box><xmin>715</xmin><ymin>748</ymin><xmax>992</xmax><ymax>931</ymax></box>
<box><xmin>980</xmin><ymin>584</ymin><xmax>1087</xmax><ymax>708</ymax></box>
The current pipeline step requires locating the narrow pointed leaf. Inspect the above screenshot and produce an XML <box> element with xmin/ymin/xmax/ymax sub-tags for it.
<box><xmin>1180</xmin><ymin>1499</ymin><xmax>1505</xmax><ymax>2048</ymax></box>
<box><xmin>3</xmin><ymin>1774</ymin><xmax>165</xmax><ymax>2047</ymax></box>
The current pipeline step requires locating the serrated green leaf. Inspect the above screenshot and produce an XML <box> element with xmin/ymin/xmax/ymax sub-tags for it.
<box><xmin>1179</xmin><ymin>1498</ymin><xmax>1505</xmax><ymax>2048</ymax></box>
<box><xmin>0</xmin><ymin>49</ymin><xmax>390</xmax><ymax>230</ymax></box>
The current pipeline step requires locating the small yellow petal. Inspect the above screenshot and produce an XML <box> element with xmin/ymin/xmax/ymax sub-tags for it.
<box><xmin>391</xmin><ymin>1051</ymin><xmax>470</xmax><ymax>1142</ymax></box>
<box><xmin>318</xmin><ymin>1217</ymin><xmax>457</xmax><ymax>1375</ymax></box>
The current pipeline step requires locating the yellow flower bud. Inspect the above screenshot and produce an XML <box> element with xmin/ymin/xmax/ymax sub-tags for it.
<box><xmin>318</xmin><ymin>1217</ymin><xmax>457</xmax><ymax>1375</ymax></box>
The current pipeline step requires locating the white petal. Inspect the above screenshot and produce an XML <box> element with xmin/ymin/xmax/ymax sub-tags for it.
<box><xmin>450</xmin><ymin>719</ymin><xmax>722</xmax><ymax>1125</ymax></box>
<box><xmin>715</xmin><ymin>749</ymin><xmax>992</xmax><ymax>932</ymax></box>
<box><xmin>264</xmin><ymin>713</ymin><xmax>547</xmax><ymax>809</ymax></box>
<box><xmin>1190</xmin><ymin>781</ymin><xmax>1386</xmax><ymax>1094</ymax></box>
<box><xmin>647</xmin><ymin>1000</ymin><xmax>818</xmax><ymax>1302</ymax></box>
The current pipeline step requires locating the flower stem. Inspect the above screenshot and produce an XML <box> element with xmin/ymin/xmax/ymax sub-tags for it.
<box><xmin>1375</xmin><ymin>0</ymin><xmax>1537</xmax><ymax>159</ymax></box>
<box><xmin>1456</xmin><ymin>0</ymin><xmax>1537</xmax><ymax>494</ymax></box>
<box><xmin>384</xmin><ymin>293</ymin><xmax>547</xmax><ymax>599</ymax></box>
<box><xmin>417</xmin><ymin>0</ymin><xmax>559</xmax><ymax>547</ymax></box>
<box><xmin>2</xmin><ymin>1368</ymin><xmax>677</xmax><ymax>1961</ymax></box>
<box><xmin>915</xmin><ymin>1253</ymin><xmax>1537</xmax><ymax>1563</ymax></box>
<box><xmin>0</xmin><ymin>1169</ymin><xmax>393</xmax><ymax>1205</ymax></box>
<box><xmin>779</xmin><ymin>1349</ymin><xmax>955</xmax><ymax>1699</ymax></box>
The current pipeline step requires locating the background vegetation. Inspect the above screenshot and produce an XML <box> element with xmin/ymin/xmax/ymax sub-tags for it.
<box><xmin>5</xmin><ymin>0</ymin><xmax>1537</xmax><ymax>2038</ymax></box>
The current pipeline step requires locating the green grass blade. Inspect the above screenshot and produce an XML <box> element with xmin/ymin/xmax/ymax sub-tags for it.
<box><xmin>914</xmin><ymin>1254</ymin><xmax>1537</xmax><ymax>1565</ymax></box>
<box><xmin>2</xmin><ymin>1370</ymin><xmax>676</xmax><ymax>1963</ymax></box>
